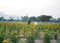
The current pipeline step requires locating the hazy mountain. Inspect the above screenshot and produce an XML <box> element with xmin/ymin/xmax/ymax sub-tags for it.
<box><xmin>0</xmin><ymin>12</ymin><xmax>21</xmax><ymax>20</ymax></box>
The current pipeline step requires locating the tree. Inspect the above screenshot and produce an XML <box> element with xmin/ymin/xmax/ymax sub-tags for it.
<box><xmin>9</xmin><ymin>17</ymin><xmax>14</xmax><ymax>21</ymax></box>
<box><xmin>21</xmin><ymin>15</ymin><xmax>29</xmax><ymax>22</ymax></box>
<box><xmin>0</xmin><ymin>16</ymin><xmax>4</xmax><ymax>21</ymax></box>
<box><xmin>57</xmin><ymin>18</ymin><xmax>60</xmax><ymax>22</ymax></box>
<box><xmin>30</xmin><ymin>16</ymin><xmax>37</xmax><ymax>22</ymax></box>
<box><xmin>39</xmin><ymin>15</ymin><xmax>52</xmax><ymax>22</ymax></box>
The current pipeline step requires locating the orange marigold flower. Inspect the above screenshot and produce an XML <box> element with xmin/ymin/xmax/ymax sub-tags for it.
<box><xmin>3</xmin><ymin>39</ymin><xmax>8</xmax><ymax>43</ymax></box>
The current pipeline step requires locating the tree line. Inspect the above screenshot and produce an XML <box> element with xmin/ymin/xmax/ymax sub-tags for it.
<box><xmin>0</xmin><ymin>15</ymin><xmax>60</xmax><ymax>22</ymax></box>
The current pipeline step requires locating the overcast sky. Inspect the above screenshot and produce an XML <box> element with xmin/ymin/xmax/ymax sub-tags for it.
<box><xmin>0</xmin><ymin>0</ymin><xmax>60</xmax><ymax>18</ymax></box>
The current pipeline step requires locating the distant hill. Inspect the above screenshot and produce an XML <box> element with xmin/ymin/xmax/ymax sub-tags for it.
<box><xmin>0</xmin><ymin>12</ymin><xmax>20</xmax><ymax>20</ymax></box>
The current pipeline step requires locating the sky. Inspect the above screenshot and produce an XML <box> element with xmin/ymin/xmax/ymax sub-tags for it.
<box><xmin>0</xmin><ymin>0</ymin><xmax>60</xmax><ymax>18</ymax></box>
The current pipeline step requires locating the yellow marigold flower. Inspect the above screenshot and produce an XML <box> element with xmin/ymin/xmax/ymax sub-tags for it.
<box><xmin>20</xmin><ymin>34</ymin><xmax>25</xmax><ymax>38</ymax></box>
<box><xmin>42</xmin><ymin>32</ymin><xmax>45</xmax><ymax>35</ymax></box>
<box><xmin>40</xmin><ymin>32</ymin><xmax>46</xmax><ymax>35</ymax></box>
<box><xmin>45</xmin><ymin>29</ymin><xmax>49</xmax><ymax>32</ymax></box>
<box><xmin>14</xmin><ymin>31</ymin><xmax>18</xmax><ymax>33</ymax></box>
<box><xmin>19</xmin><ymin>32</ymin><xmax>23</xmax><ymax>35</ymax></box>
<box><xmin>50</xmin><ymin>31</ymin><xmax>54</xmax><ymax>34</ymax></box>
<box><xmin>22</xmin><ymin>28</ymin><xmax>24</xmax><ymax>31</ymax></box>
<box><xmin>3</xmin><ymin>39</ymin><xmax>8</xmax><ymax>43</ymax></box>
<box><xmin>11</xmin><ymin>32</ymin><xmax>14</xmax><ymax>35</ymax></box>
<box><xmin>15</xmin><ymin>36</ymin><xmax>18</xmax><ymax>38</ymax></box>
<box><xmin>2</xmin><ymin>33</ymin><xmax>5</xmax><ymax>35</ymax></box>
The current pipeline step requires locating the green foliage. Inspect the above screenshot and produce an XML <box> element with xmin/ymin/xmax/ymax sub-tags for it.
<box><xmin>0</xmin><ymin>35</ymin><xmax>4</xmax><ymax>43</ymax></box>
<box><xmin>40</xmin><ymin>15</ymin><xmax>52</xmax><ymax>22</ymax></box>
<box><xmin>43</xmin><ymin>33</ymin><xmax>51</xmax><ymax>43</ymax></box>
<box><xmin>54</xmin><ymin>32</ymin><xmax>58</xmax><ymax>40</ymax></box>
<box><xmin>0</xmin><ymin>22</ymin><xmax>60</xmax><ymax>43</ymax></box>
<box><xmin>27</xmin><ymin>36</ymin><xmax>35</xmax><ymax>43</ymax></box>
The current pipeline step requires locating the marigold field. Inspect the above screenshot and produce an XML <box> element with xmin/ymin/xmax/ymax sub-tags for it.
<box><xmin>0</xmin><ymin>22</ymin><xmax>60</xmax><ymax>43</ymax></box>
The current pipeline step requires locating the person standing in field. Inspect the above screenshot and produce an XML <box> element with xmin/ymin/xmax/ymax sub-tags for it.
<box><xmin>27</xmin><ymin>18</ymin><xmax>31</xmax><ymax>24</ymax></box>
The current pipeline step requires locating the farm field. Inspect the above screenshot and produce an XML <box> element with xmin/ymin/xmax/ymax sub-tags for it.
<box><xmin>0</xmin><ymin>22</ymin><xmax>60</xmax><ymax>43</ymax></box>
